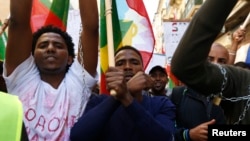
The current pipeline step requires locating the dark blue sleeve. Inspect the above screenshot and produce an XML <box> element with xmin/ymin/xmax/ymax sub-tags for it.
<box><xmin>70</xmin><ymin>94</ymin><xmax>120</xmax><ymax>141</ymax></box>
<box><xmin>125</xmin><ymin>97</ymin><xmax>176</xmax><ymax>141</ymax></box>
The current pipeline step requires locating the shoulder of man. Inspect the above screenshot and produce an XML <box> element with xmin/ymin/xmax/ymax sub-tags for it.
<box><xmin>169</xmin><ymin>86</ymin><xmax>187</xmax><ymax>105</ymax></box>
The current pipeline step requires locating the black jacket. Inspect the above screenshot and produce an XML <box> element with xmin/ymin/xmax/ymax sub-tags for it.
<box><xmin>171</xmin><ymin>0</ymin><xmax>250</xmax><ymax>124</ymax></box>
<box><xmin>170</xmin><ymin>86</ymin><xmax>226</xmax><ymax>141</ymax></box>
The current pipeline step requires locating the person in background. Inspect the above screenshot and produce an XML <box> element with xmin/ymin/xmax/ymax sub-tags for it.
<box><xmin>149</xmin><ymin>49</ymin><xmax>227</xmax><ymax>141</ymax></box>
<box><xmin>170</xmin><ymin>85</ymin><xmax>226</xmax><ymax>141</ymax></box>
<box><xmin>70</xmin><ymin>46</ymin><xmax>176</xmax><ymax>141</ymax></box>
<box><xmin>208</xmin><ymin>43</ymin><xmax>229</xmax><ymax>64</ymax></box>
<box><xmin>228</xmin><ymin>26</ymin><xmax>247</xmax><ymax>65</ymax></box>
<box><xmin>3</xmin><ymin>0</ymin><xmax>98</xmax><ymax>140</ymax></box>
<box><xmin>148</xmin><ymin>65</ymin><xmax>170</xmax><ymax>96</ymax></box>
<box><xmin>171</xmin><ymin>0</ymin><xmax>250</xmax><ymax>125</ymax></box>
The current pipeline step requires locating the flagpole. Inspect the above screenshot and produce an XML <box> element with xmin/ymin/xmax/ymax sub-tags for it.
<box><xmin>105</xmin><ymin>0</ymin><xmax>115</xmax><ymax>66</ymax></box>
<box><xmin>105</xmin><ymin>0</ymin><xmax>116</xmax><ymax>95</ymax></box>
<box><xmin>241</xmin><ymin>12</ymin><xmax>250</xmax><ymax>29</ymax></box>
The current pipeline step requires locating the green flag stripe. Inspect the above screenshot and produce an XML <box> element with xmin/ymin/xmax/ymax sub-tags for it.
<box><xmin>0</xmin><ymin>21</ymin><xmax>6</xmax><ymax>60</ymax></box>
<box><xmin>100</xmin><ymin>0</ymin><xmax>107</xmax><ymax>48</ymax></box>
<box><xmin>111</xmin><ymin>0</ymin><xmax>122</xmax><ymax>51</ymax></box>
<box><xmin>49</xmin><ymin>0</ymin><xmax>70</xmax><ymax>25</ymax></box>
<box><xmin>40</xmin><ymin>0</ymin><xmax>51</xmax><ymax>8</ymax></box>
<box><xmin>40</xmin><ymin>0</ymin><xmax>69</xmax><ymax>25</ymax></box>
<box><xmin>100</xmin><ymin>0</ymin><xmax>123</xmax><ymax>49</ymax></box>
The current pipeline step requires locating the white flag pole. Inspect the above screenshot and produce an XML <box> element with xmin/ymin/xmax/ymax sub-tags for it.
<box><xmin>241</xmin><ymin>12</ymin><xmax>250</xmax><ymax>29</ymax></box>
<box><xmin>105</xmin><ymin>0</ymin><xmax>115</xmax><ymax>66</ymax></box>
<box><xmin>105</xmin><ymin>0</ymin><xmax>116</xmax><ymax>95</ymax></box>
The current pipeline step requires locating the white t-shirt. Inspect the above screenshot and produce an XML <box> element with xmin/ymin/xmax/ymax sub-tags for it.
<box><xmin>3</xmin><ymin>55</ymin><xmax>97</xmax><ymax>141</ymax></box>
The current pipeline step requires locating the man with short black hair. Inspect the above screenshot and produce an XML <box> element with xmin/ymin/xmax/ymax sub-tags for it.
<box><xmin>149</xmin><ymin>65</ymin><xmax>170</xmax><ymax>96</ymax></box>
<box><xmin>4</xmin><ymin>0</ymin><xmax>98</xmax><ymax>140</ymax></box>
<box><xmin>70</xmin><ymin>46</ymin><xmax>176</xmax><ymax>141</ymax></box>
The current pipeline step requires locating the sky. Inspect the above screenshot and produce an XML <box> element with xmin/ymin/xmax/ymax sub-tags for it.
<box><xmin>0</xmin><ymin>0</ymin><xmax>159</xmax><ymax>23</ymax></box>
<box><xmin>70</xmin><ymin>0</ymin><xmax>159</xmax><ymax>23</ymax></box>
<box><xmin>143</xmin><ymin>0</ymin><xmax>160</xmax><ymax>22</ymax></box>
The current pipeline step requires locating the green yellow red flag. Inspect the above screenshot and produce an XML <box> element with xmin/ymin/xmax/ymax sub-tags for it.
<box><xmin>31</xmin><ymin>0</ymin><xmax>70</xmax><ymax>32</ymax></box>
<box><xmin>99</xmin><ymin>0</ymin><xmax>155</xmax><ymax>94</ymax></box>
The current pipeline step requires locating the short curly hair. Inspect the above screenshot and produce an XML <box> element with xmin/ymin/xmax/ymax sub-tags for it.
<box><xmin>32</xmin><ymin>25</ymin><xmax>75</xmax><ymax>59</ymax></box>
<box><xmin>115</xmin><ymin>45</ymin><xmax>143</xmax><ymax>66</ymax></box>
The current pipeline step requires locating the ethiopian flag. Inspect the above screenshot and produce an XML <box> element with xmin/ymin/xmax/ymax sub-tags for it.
<box><xmin>31</xmin><ymin>0</ymin><xmax>70</xmax><ymax>32</ymax></box>
<box><xmin>0</xmin><ymin>20</ymin><xmax>7</xmax><ymax>61</ymax></box>
<box><xmin>100</xmin><ymin>0</ymin><xmax>155</xmax><ymax>94</ymax></box>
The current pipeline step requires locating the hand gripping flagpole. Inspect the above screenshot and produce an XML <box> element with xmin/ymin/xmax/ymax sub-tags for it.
<box><xmin>105</xmin><ymin>0</ymin><xmax>117</xmax><ymax>96</ymax></box>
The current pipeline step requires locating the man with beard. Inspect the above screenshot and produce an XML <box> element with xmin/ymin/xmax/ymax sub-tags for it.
<box><xmin>148</xmin><ymin>65</ymin><xmax>170</xmax><ymax>96</ymax></box>
<box><xmin>70</xmin><ymin>45</ymin><xmax>176</xmax><ymax>141</ymax></box>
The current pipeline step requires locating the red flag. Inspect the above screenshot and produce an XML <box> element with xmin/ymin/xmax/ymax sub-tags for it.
<box><xmin>31</xmin><ymin>0</ymin><xmax>70</xmax><ymax>32</ymax></box>
<box><xmin>99</xmin><ymin>0</ymin><xmax>155</xmax><ymax>94</ymax></box>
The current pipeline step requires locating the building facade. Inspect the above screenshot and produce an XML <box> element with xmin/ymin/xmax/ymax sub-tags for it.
<box><xmin>0</xmin><ymin>1</ymin><xmax>10</xmax><ymax>23</ymax></box>
<box><xmin>153</xmin><ymin>0</ymin><xmax>250</xmax><ymax>56</ymax></box>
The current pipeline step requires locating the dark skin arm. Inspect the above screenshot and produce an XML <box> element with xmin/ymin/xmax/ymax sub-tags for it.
<box><xmin>127</xmin><ymin>71</ymin><xmax>153</xmax><ymax>96</ymax></box>
<box><xmin>6</xmin><ymin>0</ymin><xmax>32</xmax><ymax>76</ymax></box>
<box><xmin>189</xmin><ymin>119</ymin><xmax>216</xmax><ymax>141</ymax></box>
<box><xmin>78</xmin><ymin>0</ymin><xmax>99</xmax><ymax>77</ymax></box>
<box><xmin>105</xmin><ymin>67</ymin><xmax>133</xmax><ymax>106</ymax></box>
<box><xmin>106</xmin><ymin>67</ymin><xmax>153</xmax><ymax>106</ymax></box>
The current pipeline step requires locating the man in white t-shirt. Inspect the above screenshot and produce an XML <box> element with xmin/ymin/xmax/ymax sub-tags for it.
<box><xmin>3</xmin><ymin>0</ymin><xmax>98</xmax><ymax>140</ymax></box>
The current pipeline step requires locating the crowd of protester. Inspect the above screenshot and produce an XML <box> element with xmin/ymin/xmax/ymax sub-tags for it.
<box><xmin>0</xmin><ymin>0</ymin><xmax>250</xmax><ymax>141</ymax></box>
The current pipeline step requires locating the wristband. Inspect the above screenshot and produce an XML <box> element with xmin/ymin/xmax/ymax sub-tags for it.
<box><xmin>183</xmin><ymin>129</ymin><xmax>190</xmax><ymax>141</ymax></box>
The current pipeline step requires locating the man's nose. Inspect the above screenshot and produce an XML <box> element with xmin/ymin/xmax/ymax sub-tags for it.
<box><xmin>47</xmin><ymin>43</ymin><xmax>55</xmax><ymax>52</ymax></box>
<box><xmin>124</xmin><ymin>62</ymin><xmax>132</xmax><ymax>70</ymax></box>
